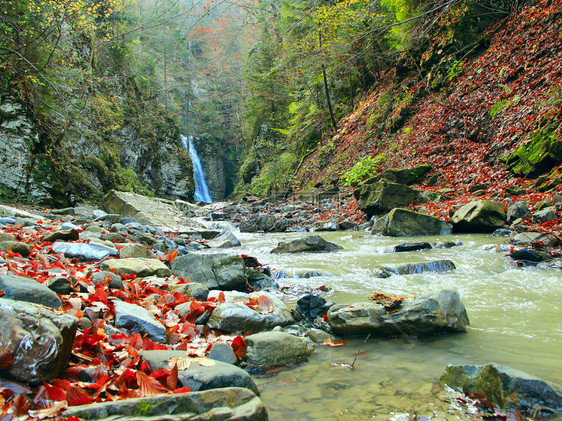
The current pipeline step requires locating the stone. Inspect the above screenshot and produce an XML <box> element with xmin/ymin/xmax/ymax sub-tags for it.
<box><xmin>372</xmin><ymin>208</ymin><xmax>452</xmax><ymax>237</ymax></box>
<box><xmin>509</xmin><ymin>248</ymin><xmax>553</xmax><ymax>263</ymax></box>
<box><xmin>171</xmin><ymin>254</ymin><xmax>246</xmax><ymax>291</ymax></box>
<box><xmin>0</xmin><ymin>241</ymin><xmax>31</xmax><ymax>257</ymax></box>
<box><xmin>207</xmin><ymin>230</ymin><xmax>241</xmax><ymax>248</ymax></box>
<box><xmin>141</xmin><ymin>350</ymin><xmax>259</xmax><ymax>394</ymax></box>
<box><xmin>119</xmin><ymin>243</ymin><xmax>152</xmax><ymax>258</ymax></box>
<box><xmin>247</xmin><ymin>268</ymin><xmax>278</xmax><ymax>291</ymax></box>
<box><xmin>271</xmin><ymin>235</ymin><xmax>343</xmax><ymax>254</ymax></box>
<box><xmin>92</xmin><ymin>209</ymin><xmax>108</xmax><ymax>220</ymax></box>
<box><xmin>338</xmin><ymin>221</ymin><xmax>359</xmax><ymax>231</ymax></box>
<box><xmin>379</xmin><ymin>260</ymin><xmax>456</xmax><ymax>276</ymax></box>
<box><xmin>0</xmin><ymin>298</ymin><xmax>78</xmax><ymax>384</ymax></box>
<box><xmin>354</xmin><ymin>180</ymin><xmax>420</xmax><ymax>217</ymax></box>
<box><xmin>208</xmin><ymin>342</ymin><xmax>238</xmax><ymax>365</ymax></box>
<box><xmin>0</xmin><ymin>233</ymin><xmax>16</xmax><ymax>243</ymax></box>
<box><xmin>296</xmin><ymin>294</ymin><xmax>334</xmax><ymax>321</ymax></box>
<box><xmin>207</xmin><ymin>292</ymin><xmax>294</xmax><ymax>333</ymax></box>
<box><xmin>101</xmin><ymin>258</ymin><xmax>172</xmax><ymax>278</ymax></box>
<box><xmin>170</xmin><ymin>282</ymin><xmax>210</xmax><ymax>301</ymax></box>
<box><xmin>452</xmin><ymin>200</ymin><xmax>507</xmax><ymax>233</ymax></box>
<box><xmin>101</xmin><ymin>232</ymin><xmax>125</xmax><ymax>242</ymax></box>
<box><xmin>440</xmin><ymin>363</ymin><xmax>562</xmax><ymax>411</ymax></box>
<box><xmin>52</xmin><ymin>242</ymin><xmax>118</xmax><ymax>260</ymax></box>
<box><xmin>63</xmin><ymin>388</ymin><xmax>267</xmax><ymax>421</ymax></box>
<box><xmin>393</xmin><ymin>242</ymin><xmax>432</xmax><ymax>252</ymax></box>
<box><xmin>511</xmin><ymin>231</ymin><xmax>560</xmax><ymax>247</ymax></box>
<box><xmin>506</xmin><ymin>201</ymin><xmax>531</xmax><ymax>223</ymax></box>
<box><xmin>113</xmin><ymin>300</ymin><xmax>166</xmax><ymax>343</ymax></box>
<box><xmin>327</xmin><ymin>289</ymin><xmax>469</xmax><ymax>337</ymax></box>
<box><xmin>0</xmin><ymin>274</ymin><xmax>62</xmax><ymax>308</ymax></box>
<box><xmin>239</xmin><ymin>215</ymin><xmax>276</xmax><ymax>233</ymax></box>
<box><xmin>91</xmin><ymin>271</ymin><xmax>123</xmax><ymax>289</ymax></box>
<box><xmin>46</xmin><ymin>276</ymin><xmax>72</xmax><ymax>295</ymax></box>
<box><xmin>375</xmin><ymin>165</ymin><xmax>432</xmax><ymax>186</ymax></box>
<box><xmin>244</xmin><ymin>332</ymin><xmax>313</xmax><ymax>369</ymax></box>
<box><xmin>533</xmin><ymin>208</ymin><xmax>558</xmax><ymax>223</ymax></box>
<box><xmin>308</xmin><ymin>328</ymin><xmax>334</xmax><ymax>343</ymax></box>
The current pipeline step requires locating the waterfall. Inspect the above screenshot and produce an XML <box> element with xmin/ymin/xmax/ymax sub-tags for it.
<box><xmin>181</xmin><ymin>134</ymin><xmax>213</xmax><ymax>203</ymax></box>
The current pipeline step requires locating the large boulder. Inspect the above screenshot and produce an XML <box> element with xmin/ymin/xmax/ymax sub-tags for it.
<box><xmin>452</xmin><ymin>200</ymin><xmax>506</xmax><ymax>233</ymax></box>
<box><xmin>0</xmin><ymin>298</ymin><xmax>78</xmax><ymax>384</ymax></box>
<box><xmin>354</xmin><ymin>180</ymin><xmax>420</xmax><ymax>217</ymax></box>
<box><xmin>100</xmin><ymin>258</ymin><xmax>172</xmax><ymax>278</ymax></box>
<box><xmin>63</xmin><ymin>388</ymin><xmax>268</xmax><ymax>421</ymax></box>
<box><xmin>171</xmin><ymin>254</ymin><xmax>246</xmax><ymax>291</ymax></box>
<box><xmin>327</xmin><ymin>289</ymin><xmax>469</xmax><ymax>337</ymax></box>
<box><xmin>372</xmin><ymin>208</ymin><xmax>452</xmax><ymax>237</ymax></box>
<box><xmin>271</xmin><ymin>235</ymin><xmax>342</xmax><ymax>254</ymax></box>
<box><xmin>440</xmin><ymin>363</ymin><xmax>562</xmax><ymax>412</ymax></box>
<box><xmin>244</xmin><ymin>332</ymin><xmax>313</xmax><ymax>369</ymax></box>
<box><xmin>375</xmin><ymin>165</ymin><xmax>432</xmax><ymax>186</ymax></box>
<box><xmin>207</xmin><ymin>292</ymin><xmax>294</xmax><ymax>333</ymax></box>
<box><xmin>141</xmin><ymin>350</ymin><xmax>259</xmax><ymax>394</ymax></box>
<box><xmin>0</xmin><ymin>274</ymin><xmax>62</xmax><ymax>309</ymax></box>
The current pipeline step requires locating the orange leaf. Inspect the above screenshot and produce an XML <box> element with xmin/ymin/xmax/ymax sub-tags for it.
<box><xmin>136</xmin><ymin>371</ymin><xmax>168</xmax><ymax>397</ymax></box>
<box><xmin>167</xmin><ymin>364</ymin><xmax>178</xmax><ymax>390</ymax></box>
<box><xmin>322</xmin><ymin>338</ymin><xmax>346</xmax><ymax>347</ymax></box>
<box><xmin>231</xmin><ymin>336</ymin><xmax>247</xmax><ymax>360</ymax></box>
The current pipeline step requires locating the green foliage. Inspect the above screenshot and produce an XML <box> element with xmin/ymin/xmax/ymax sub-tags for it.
<box><xmin>247</xmin><ymin>152</ymin><xmax>298</xmax><ymax>196</ymax></box>
<box><xmin>138</xmin><ymin>400</ymin><xmax>153</xmax><ymax>415</ymax></box>
<box><xmin>341</xmin><ymin>154</ymin><xmax>386</xmax><ymax>186</ymax></box>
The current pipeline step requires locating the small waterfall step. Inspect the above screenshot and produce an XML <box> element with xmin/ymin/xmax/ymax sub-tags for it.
<box><xmin>181</xmin><ymin>135</ymin><xmax>213</xmax><ymax>203</ymax></box>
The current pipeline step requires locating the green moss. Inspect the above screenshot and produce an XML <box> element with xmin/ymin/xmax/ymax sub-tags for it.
<box><xmin>138</xmin><ymin>400</ymin><xmax>153</xmax><ymax>415</ymax></box>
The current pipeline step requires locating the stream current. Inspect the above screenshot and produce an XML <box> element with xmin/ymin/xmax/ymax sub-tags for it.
<box><xmin>206</xmin><ymin>228</ymin><xmax>562</xmax><ymax>420</ymax></box>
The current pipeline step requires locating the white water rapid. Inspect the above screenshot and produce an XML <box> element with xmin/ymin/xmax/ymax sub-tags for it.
<box><xmin>181</xmin><ymin>134</ymin><xmax>213</xmax><ymax>203</ymax></box>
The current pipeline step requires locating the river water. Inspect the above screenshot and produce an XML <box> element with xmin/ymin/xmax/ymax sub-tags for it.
<box><xmin>216</xmin><ymin>229</ymin><xmax>561</xmax><ymax>419</ymax></box>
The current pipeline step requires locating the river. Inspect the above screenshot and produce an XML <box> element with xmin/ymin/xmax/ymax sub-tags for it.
<box><xmin>208</xmin><ymin>228</ymin><xmax>561</xmax><ymax>419</ymax></box>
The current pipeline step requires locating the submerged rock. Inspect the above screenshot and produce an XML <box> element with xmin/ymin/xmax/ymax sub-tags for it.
<box><xmin>271</xmin><ymin>235</ymin><xmax>343</xmax><ymax>254</ymax></box>
<box><xmin>372</xmin><ymin>208</ymin><xmax>452</xmax><ymax>237</ymax></box>
<box><xmin>63</xmin><ymin>387</ymin><xmax>268</xmax><ymax>421</ymax></box>
<box><xmin>0</xmin><ymin>298</ymin><xmax>78</xmax><ymax>384</ymax></box>
<box><xmin>393</xmin><ymin>242</ymin><xmax>432</xmax><ymax>252</ymax></box>
<box><xmin>244</xmin><ymin>331</ymin><xmax>313</xmax><ymax>369</ymax></box>
<box><xmin>379</xmin><ymin>260</ymin><xmax>456</xmax><ymax>276</ymax></box>
<box><xmin>327</xmin><ymin>289</ymin><xmax>469</xmax><ymax>337</ymax></box>
<box><xmin>440</xmin><ymin>363</ymin><xmax>562</xmax><ymax>412</ymax></box>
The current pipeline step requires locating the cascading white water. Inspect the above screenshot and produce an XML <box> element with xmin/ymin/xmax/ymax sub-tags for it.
<box><xmin>181</xmin><ymin>134</ymin><xmax>213</xmax><ymax>203</ymax></box>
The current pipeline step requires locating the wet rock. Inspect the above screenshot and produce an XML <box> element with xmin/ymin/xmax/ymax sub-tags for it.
<box><xmin>0</xmin><ymin>241</ymin><xmax>31</xmax><ymax>257</ymax></box>
<box><xmin>207</xmin><ymin>292</ymin><xmax>294</xmax><ymax>333</ymax></box>
<box><xmin>101</xmin><ymin>257</ymin><xmax>172</xmax><ymax>278</ymax></box>
<box><xmin>509</xmin><ymin>248</ymin><xmax>553</xmax><ymax>263</ymax></box>
<box><xmin>239</xmin><ymin>215</ymin><xmax>276</xmax><ymax>233</ymax></box>
<box><xmin>46</xmin><ymin>275</ymin><xmax>72</xmax><ymax>295</ymax></box>
<box><xmin>440</xmin><ymin>363</ymin><xmax>562</xmax><ymax>412</ymax></box>
<box><xmin>307</xmin><ymin>328</ymin><xmax>334</xmax><ymax>343</ymax></box>
<box><xmin>493</xmin><ymin>228</ymin><xmax>512</xmax><ymax>237</ymax></box>
<box><xmin>379</xmin><ymin>260</ymin><xmax>456</xmax><ymax>276</ymax></box>
<box><xmin>318</xmin><ymin>221</ymin><xmax>338</xmax><ymax>231</ymax></box>
<box><xmin>171</xmin><ymin>254</ymin><xmax>246</xmax><ymax>291</ymax></box>
<box><xmin>354</xmin><ymin>180</ymin><xmax>420</xmax><ymax>217</ymax></box>
<box><xmin>393</xmin><ymin>242</ymin><xmax>432</xmax><ymax>252</ymax></box>
<box><xmin>0</xmin><ymin>298</ymin><xmax>78</xmax><ymax>384</ymax></box>
<box><xmin>170</xmin><ymin>282</ymin><xmax>210</xmax><ymax>301</ymax></box>
<box><xmin>208</xmin><ymin>342</ymin><xmax>238</xmax><ymax>365</ymax></box>
<box><xmin>0</xmin><ymin>274</ymin><xmax>62</xmax><ymax>309</ymax></box>
<box><xmin>511</xmin><ymin>231</ymin><xmax>560</xmax><ymax>247</ymax></box>
<box><xmin>52</xmin><ymin>242</ymin><xmax>118</xmax><ymax>260</ymax></box>
<box><xmin>113</xmin><ymin>300</ymin><xmax>166</xmax><ymax>343</ymax></box>
<box><xmin>141</xmin><ymin>350</ymin><xmax>259</xmax><ymax>394</ymax></box>
<box><xmin>118</xmin><ymin>243</ymin><xmax>152</xmax><ymax>258</ymax></box>
<box><xmin>452</xmin><ymin>200</ymin><xmax>507</xmax><ymax>233</ymax></box>
<box><xmin>373</xmin><ymin>208</ymin><xmax>452</xmax><ymax>237</ymax></box>
<box><xmin>91</xmin><ymin>271</ymin><xmax>123</xmax><ymax>289</ymax></box>
<box><xmin>328</xmin><ymin>289</ymin><xmax>469</xmax><ymax>337</ymax></box>
<box><xmin>338</xmin><ymin>221</ymin><xmax>359</xmax><ymax>231</ymax></box>
<box><xmin>43</xmin><ymin>228</ymin><xmax>80</xmax><ymax>243</ymax></box>
<box><xmin>247</xmin><ymin>268</ymin><xmax>278</xmax><ymax>291</ymax></box>
<box><xmin>271</xmin><ymin>235</ymin><xmax>343</xmax><ymax>254</ymax></box>
<box><xmin>244</xmin><ymin>331</ymin><xmax>313</xmax><ymax>369</ymax></box>
<box><xmin>506</xmin><ymin>201</ymin><xmax>531</xmax><ymax>223</ymax></box>
<box><xmin>63</xmin><ymin>387</ymin><xmax>267</xmax><ymax>421</ymax></box>
<box><xmin>296</xmin><ymin>294</ymin><xmax>334</xmax><ymax>321</ymax></box>
<box><xmin>207</xmin><ymin>230</ymin><xmax>241</xmax><ymax>248</ymax></box>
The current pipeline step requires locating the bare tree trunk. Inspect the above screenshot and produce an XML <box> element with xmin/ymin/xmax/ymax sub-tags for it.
<box><xmin>319</xmin><ymin>31</ymin><xmax>337</xmax><ymax>133</ymax></box>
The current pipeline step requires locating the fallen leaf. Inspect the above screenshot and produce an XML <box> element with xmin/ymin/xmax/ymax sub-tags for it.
<box><xmin>136</xmin><ymin>371</ymin><xmax>168</xmax><ymax>397</ymax></box>
<box><xmin>231</xmin><ymin>336</ymin><xmax>247</xmax><ymax>360</ymax></box>
<box><xmin>168</xmin><ymin>357</ymin><xmax>192</xmax><ymax>371</ymax></box>
<box><xmin>322</xmin><ymin>338</ymin><xmax>346</xmax><ymax>347</ymax></box>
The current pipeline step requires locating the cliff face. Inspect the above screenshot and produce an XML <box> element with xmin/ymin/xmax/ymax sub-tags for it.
<box><xmin>195</xmin><ymin>138</ymin><xmax>238</xmax><ymax>201</ymax></box>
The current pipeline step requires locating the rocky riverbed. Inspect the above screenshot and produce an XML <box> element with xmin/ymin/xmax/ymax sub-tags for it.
<box><xmin>1</xmin><ymin>188</ymin><xmax>561</xmax><ymax>420</ymax></box>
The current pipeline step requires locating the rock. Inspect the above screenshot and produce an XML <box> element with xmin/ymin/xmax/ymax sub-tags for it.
<box><xmin>244</xmin><ymin>332</ymin><xmax>313</xmax><ymax>369</ymax></box>
<box><xmin>43</xmin><ymin>229</ymin><xmax>80</xmax><ymax>242</ymax></box>
<box><xmin>113</xmin><ymin>300</ymin><xmax>166</xmax><ymax>343</ymax></box>
<box><xmin>308</xmin><ymin>328</ymin><xmax>334</xmax><ymax>343</ymax></box>
<box><xmin>318</xmin><ymin>221</ymin><xmax>338</xmax><ymax>231</ymax></box>
<box><xmin>509</xmin><ymin>248</ymin><xmax>553</xmax><ymax>263</ymax></box>
<box><xmin>91</xmin><ymin>271</ymin><xmax>123</xmax><ymax>289</ymax></box>
<box><xmin>46</xmin><ymin>276</ymin><xmax>72</xmax><ymax>295</ymax></box>
<box><xmin>506</xmin><ymin>201</ymin><xmax>531</xmax><ymax>223</ymax></box>
<box><xmin>0</xmin><ymin>233</ymin><xmax>15</xmax><ymax>243</ymax></box>
<box><xmin>239</xmin><ymin>215</ymin><xmax>277</xmax><ymax>233</ymax></box>
<box><xmin>372</xmin><ymin>208</ymin><xmax>452</xmax><ymax>237</ymax></box>
<box><xmin>101</xmin><ymin>258</ymin><xmax>172</xmax><ymax>278</ymax></box>
<box><xmin>172</xmin><ymin>254</ymin><xmax>247</xmax><ymax>291</ymax></box>
<box><xmin>141</xmin><ymin>350</ymin><xmax>259</xmax><ymax>394</ymax></box>
<box><xmin>327</xmin><ymin>289</ymin><xmax>469</xmax><ymax>337</ymax></box>
<box><xmin>380</xmin><ymin>260</ymin><xmax>456</xmax><ymax>276</ymax></box>
<box><xmin>170</xmin><ymin>282</ymin><xmax>209</xmax><ymax>301</ymax></box>
<box><xmin>207</xmin><ymin>292</ymin><xmax>294</xmax><ymax>333</ymax></box>
<box><xmin>338</xmin><ymin>221</ymin><xmax>359</xmax><ymax>231</ymax></box>
<box><xmin>375</xmin><ymin>165</ymin><xmax>432</xmax><ymax>186</ymax></box>
<box><xmin>52</xmin><ymin>242</ymin><xmax>118</xmax><ymax>260</ymax></box>
<box><xmin>452</xmin><ymin>200</ymin><xmax>507</xmax><ymax>233</ymax></box>
<box><xmin>63</xmin><ymin>387</ymin><xmax>267</xmax><ymax>421</ymax></box>
<box><xmin>296</xmin><ymin>294</ymin><xmax>334</xmax><ymax>321</ymax></box>
<box><xmin>271</xmin><ymin>235</ymin><xmax>343</xmax><ymax>254</ymax></box>
<box><xmin>533</xmin><ymin>208</ymin><xmax>558</xmax><ymax>223</ymax></box>
<box><xmin>118</xmin><ymin>243</ymin><xmax>152</xmax><ymax>258</ymax></box>
<box><xmin>101</xmin><ymin>232</ymin><xmax>125</xmax><ymax>242</ymax></box>
<box><xmin>207</xmin><ymin>230</ymin><xmax>241</xmax><ymax>248</ymax></box>
<box><xmin>208</xmin><ymin>342</ymin><xmax>238</xmax><ymax>365</ymax></box>
<box><xmin>440</xmin><ymin>363</ymin><xmax>562</xmax><ymax>411</ymax></box>
<box><xmin>354</xmin><ymin>180</ymin><xmax>420</xmax><ymax>217</ymax></box>
<box><xmin>511</xmin><ymin>231</ymin><xmax>560</xmax><ymax>247</ymax></box>
<box><xmin>247</xmin><ymin>268</ymin><xmax>278</xmax><ymax>291</ymax></box>
<box><xmin>0</xmin><ymin>298</ymin><xmax>78</xmax><ymax>384</ymax></box>
<box><xmin>493</xmin><ymin>228</ymin><xmax>512</xmax><ymax>237</ymax></box>
<box><xmin>0</xmin><ymin>274</ymin><xmax>62</xmax><ymax>308</ymax></box>
<box><xmin>393</xmin><ymin>242</ymin><xmax>432</xmax><ymax>252</ymax></box>
<box><xmin>0</xmin><ymin>241</ymin><xmax>31</xmax><ymax>257</ymax></box>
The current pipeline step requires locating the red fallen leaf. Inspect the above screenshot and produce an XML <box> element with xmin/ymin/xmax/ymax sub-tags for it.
<box><xmin>164</xmin><ymin>250</ymin><xmax>178</xmax><ymax>263</ymax></box>
<box><xmin>179</xmin><ymin>322</ymin><xmax>199</xmax><ymax>338</ymax></box>
<box><xmin>152</xmin><ymin>343</ymin><xmax>169</xmax><ymax>351</ymax></box>
<box><xmin>51</xmin><ymin>379</ymin><xmax>72</xmax><ymax>391</ymax></box>
<box><xmin>111</xmin><ymin>369</ymin><xmax>136</xmax><ymax>391</ymax></box>
<box><xmin>322</xmin><ymin>338</ymin><xmax>346</xmax><ymax>347</ymax></box>
<box><xmin>231</xmin><ymin>336</ymin><xmax>247</xmax><ymax>360</ymax></box>
<box><xmin>13</xmin><ymin>394</ymin><xmax>32</xmax><ymax>416</ymax></box>
<box><xmin>129</xmin><ymin>333</ymin><xmax>143</xmax><ymax>350</ymax></box>
<box><xmin>0</xmin><ymin>291</ymin><xmax>4</xmax><ymax>298</ymax></box>
<box><xmin>91</xmin><ymin>288</ymin><xmax>108</xmax><ymax>305</ymax></box>
<box><xmin>217</xmin><ymin>292</ymin><xmax>226</xmax><ymax>303</ymax></box>
<box><xmin>173</xmin><ymin>386</ymin><xmax>191</xmax><ymax>394</ymax></box>
<box><xmin>0</xmin><ymin>349</ymin><xmax>13</xmax><ymax>369</ymax></box>
<box><xmin>29</xmin><ymin>400</ymin><xmax>67</xmax><ymax>418</ymax></box>
<box><xmin>43</xmin><ymin>382</ymin><xmax>67</xmax><ymax>402</ymax></box>
<box><xmin>136</xmin><ymin>371</ymin><xmax>168</xmax><ymax>397</ymax></box>
<box><xmin>149</xmin><ymin>368</ymin><xmax>170</xmax><ymax>385</ymax></box>
<box><xmin>140</xmin><ymin>361</ymin><xmax>151</xmax><ymax>374</ymax></box>
<box><xmin>67</xmin><ymin>386</ymin><xmax>93</xmax><ymax>406</ymax></box>
<box><xmin>167</xmin><ymin>364</ymin><xmax>178</xmax><ymax>391</ymax></box>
